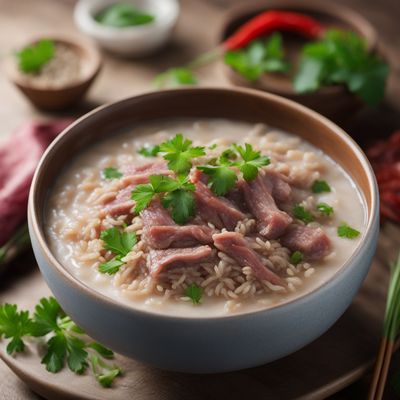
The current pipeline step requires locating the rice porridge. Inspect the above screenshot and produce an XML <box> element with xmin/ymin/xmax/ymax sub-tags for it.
<box><xmin>46</xmin><ymin>119</ymin><xmax>366</xmax><ymax>317</ymax></box>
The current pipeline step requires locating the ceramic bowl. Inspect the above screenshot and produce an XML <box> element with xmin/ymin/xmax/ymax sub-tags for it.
<box><xmin>6</xmin><ymin>36</ymin><xmax>101</xmax><ymax>111</ymax></box>
<box><xmin>74</xmin><ymin>0</ymin><xmax>179</xmax><ymax>57</ymax></box>
<box><xmin>220</xmin><ymin>0</ymin><xmax>379</xmax><ymax>119</ymax></box>
<box><xmin>28</xmin><ymin>88</ymin><xmax>379</xmax><ymax>373</ymax></box>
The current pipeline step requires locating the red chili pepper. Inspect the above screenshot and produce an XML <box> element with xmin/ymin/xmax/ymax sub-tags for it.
<box><xmin>368</xmin><ymin>131</ymin><xmax>400</xmax><ymax>225</ymax></box>
<box><xmin>223</xmin><ymin>11</ymin><xmax>324</xmax><ymax>51</ymax></box>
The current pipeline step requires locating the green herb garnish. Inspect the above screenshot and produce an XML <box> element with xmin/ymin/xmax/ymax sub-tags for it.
<box><xmin>99</xmin><ymin>228</ymin><xmax>137</xmax><ymax>275</ymax></box>
<box><xmin>290</xmin><ymin>251</ymin><xmax>304</xmax><ymax>265</ymax></box>
<box><xmin>159</xmin><ymin>133</ymin><xmax>205</xmax><ymax>174</ymax></box>
<box><xmin>311</xmin><ymin>180</ymin><xmax>331</xmax><ymax>193</ymax></box>
<box><xmin>293</xmin><ymin>204</ymin><xmax>314</xmax><ymax>224</ymax></box>
<box><xmin>224</xmin><ymin>33</ymin><xmax>290</xmax><ymax>81</ymax></box>
<box><xmin>17</xmin><ymin>39</ymin><xmax>55</xmax><ymax>74</ymax></box>
<box><xmin>91</xmin><ymin>355</ymin><xmax>122</xmax><ymax>388</ymax></box>
<box><xmin>185</xmin><ymin>284</ymin><xmax>203</xmax><ymax>304</ymax></box>
<box><xmin>154</xmin><ymin>68</ymin><xmax>198</xmax><ymax>89</ymax></box>
<box><xmin>0</xmin><ymin>297</ymin><xmax>120</xmax><ymax>387</ymax></box>
<box><xmin>132</xmin><ymin>175</ymin><xmax>195</xmax><ymax>224</ymax></box>
<box><xmin>232</xmin><ymin>143</ymin><xmax>270</xmax><ymax>181</ymax></box>
<box><xmin>294</xmin><ymin>29</ymin><xmax>389</xmax><ymax>106</ymax></box>
<box><xmin>316</xmin><ymin>202</ymin><xmax>334</xmax><ymax>216</ymax></box>
<box><xmin>138</xmin><ymin>144</ymin><xmax>160</xmax><ymax>157</ymax></box>
<box><xmin>103</xmin><ymin>167</ymin><xmax>123</xmax><ymax>180</ymax></box>
<box><xmin>197</xmin><ymin>165</ymin><xmax>238</xmax><ymax>196</ymax></box>
<box><xmin>337</xmin><ymin>223</ymin><xmax>360</xmax><ymax>239</ymax></box>
<box><xmin>95</xmin><ymin>3</ymin><xmax>154</xmax><ymax>28</ymax></box>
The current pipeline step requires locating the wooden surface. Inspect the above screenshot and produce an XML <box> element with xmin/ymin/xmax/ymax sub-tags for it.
<box><xmin>0</xmin><ymin>0</ymin><xmax>400</xmax><ymax>399</ymax></box>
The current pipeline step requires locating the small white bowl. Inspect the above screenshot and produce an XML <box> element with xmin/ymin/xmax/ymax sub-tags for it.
<box><xmin>74</xmin><ymin>0</ymin><xmax>179</xmax><ymax>57</ymax></box>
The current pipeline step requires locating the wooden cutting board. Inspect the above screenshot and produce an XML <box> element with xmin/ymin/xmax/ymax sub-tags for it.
<box><xmin>0</xmin><ymin>223</ymin><xmax>399</xmax><ymax>400</ymax></box>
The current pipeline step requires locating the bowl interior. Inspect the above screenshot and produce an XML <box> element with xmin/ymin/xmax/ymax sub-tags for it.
<box><xmin>30</xmin><ymin>88</ymin><xmax>377</xmax><ymax>316</ymax></box>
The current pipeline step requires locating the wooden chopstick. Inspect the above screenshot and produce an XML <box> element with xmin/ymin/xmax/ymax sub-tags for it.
<box><xmin>368</xmin><ymin>337</ymin><xmax>396</xmax><ymax>400</ymax></box>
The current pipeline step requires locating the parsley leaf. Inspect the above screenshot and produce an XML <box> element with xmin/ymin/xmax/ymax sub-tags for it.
<box><xmin>290</xmin><ymin>251</ymin><xmax>304</xmax><ymax>265</ymax></box>
<box><xmin>131</xmin><ymin>183</ymin><xmax>156</xmax><ymax>213</ymax></box>
<box><xmin>103</xmin><ymin>167</ymin><xmax>123</xmax><ymax>180</ymax></box>
<box><xmin>100</xmin><ymin>228</ymin><xmax>137</xmax><ymax>257</ymax></box>
<box><xmin>224</xmin><ymin>33</ymin><xmax>290</xmax><ymax>81</ymax></box>
<box><xmin>159</xmin><ymin>134</ymin><xmax>205</xmax><ymax>174</ymax></box>
<box><xmin>317</xmin><ymin>202</ymin><xmax>334</xmax><ymax>216</ymax></box>
<box><xmin>232</xmin><ymin>143</ymin><xmax>270</xmax><ymax>181</ymax></box>
<box><xmin>154</xmin><ymin>68</ymin><xmax>198</xmax><ymax>89</ymax></box>
<box><xmin>99</xmin><ymin>228</ymin><xmax>137</xmax><ymax>275</ymax></box>
<box><xmin>131</xmin><ymin>174</ymin><xmax>196</xmax><ymax>224</ymax></box>
<box><xmin>311</xmin><ymin>180</ymin><xmax>331</xmax><ymax>193</ymax></box>
<box><xmin>293</xmin><ymin>204</ymin><xmax>314</xmax><ymax>224</ymax></box>
<box><xmin>0</xmin><ymin>297</ymin><xmax>120</xmax><ymax>387</ymax></box>
<box><xmin>197</xmin><ymin>165</ymin><xmax>237</xmax><ymax>196</ymax></box>
<box><xmin>185</xmin><ymin>284</ymin><xmax>203</xmax><ymax>304</ymax></box>
<box><xmin>17</xmin><ymin>39</ymin><xmax>55</xmax><ymax>74</ymax></box>
<box><xmin>162</xmin><ymin>189</ymin><xmax>195</xmax><ymax>224</ymax></box>
<box><xmin>95</xmin><ymin>4</ymin><xmax>154</xmax><ymax>27</ymax></box>
<box><xmin>99</xmin><ymin>257</ymin><xmax>125</xmax><ymax>275</ymax></box>
<box><xmin>337</xmin><ymin>223</ymin><xmax>360</xmax><ymax>239</ymax></box>
<box><xmin>138</xmin><ymin>144</ymin><xmax>160</xmax><ymax>157</ymax></box>
<box><xmin>294</xmin><ymin>29</ymin><xmax>389</xmax><ymax>106</ymax></box>
<box><xmin>0</xmin><ymin>304</ymin><xmax>39</xmax><ymax>355</ymax></box>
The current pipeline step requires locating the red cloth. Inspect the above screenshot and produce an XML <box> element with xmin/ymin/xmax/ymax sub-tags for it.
<box><xmin>0</xmin><ymin>120</ymin><xmax>72</xmax><ymax>246</ymax></box>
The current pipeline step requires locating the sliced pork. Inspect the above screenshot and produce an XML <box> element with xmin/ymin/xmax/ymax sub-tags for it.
<box><xmin>193</xmin><ymin>180</ymin><xmax>245</xmax><ymax>231</ymax></box>
<box><xmin>141</xmin><ymin>200</ymin><xmax>213</xmax><ymax>249</ymax></box>
<box><xmin>148</xmin><ymin>246</ymin><xmax>214</xmax><ymax>277</ymax></box>
<box><xmin>121</xmin><ymin>160</ymin><xmax>172</xmax><ymax>185</ymax></box>
<box><xmin>104</xmin><ymin>186</ymin><xmax>135</xmax><ymax>216</ymax></box>
<box><xmin>280</xmin><ymin>225</ymin><xmax>331</xmax><ymax>260</ymax></box>
<box><xmin>213</xmin><ymin>232</ymin><xmax>283</xmax><ymax>286</ymax></box>
<box><xmin>266</xmin><ymin>170</ymin><xmax>292</xmax><ymax>205</ymax></box>
<box><xmin>241</xmin><ymin>172</ymin><xmax>292</xmax><ymax>239</ymax></box>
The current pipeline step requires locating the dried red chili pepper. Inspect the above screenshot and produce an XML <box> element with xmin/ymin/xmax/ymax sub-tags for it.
<box><xmin>367</xmin><ymin>131</ymin><xmax>400</xmax><ymax>224</ymax></box>
<box><xmin>223</xmin><ymin>11</ymin><xmax>324</xmax><ymax>51</ymax></box>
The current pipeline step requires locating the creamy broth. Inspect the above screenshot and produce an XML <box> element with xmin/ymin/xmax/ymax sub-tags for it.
<box><xmin>46</xmin><ymin>119</ymin><xmax>366</xmax><ymax>317</ymax></box>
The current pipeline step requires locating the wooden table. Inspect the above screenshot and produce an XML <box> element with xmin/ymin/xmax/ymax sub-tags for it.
<box><xmin>0</xmin><ymin>0</ymin><xmax>400</xmax><ymax>398</ymax></box>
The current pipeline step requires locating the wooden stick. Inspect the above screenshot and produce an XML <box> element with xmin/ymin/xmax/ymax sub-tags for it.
<box><xmin>368</xmin><ymin>337</ymin><xmax>395</xmax><ymax>400</ymax></box>
<box><xmin>375</xmin><ymin>339</ymin><xmax>395</xmax><ymax>400</ymax></box>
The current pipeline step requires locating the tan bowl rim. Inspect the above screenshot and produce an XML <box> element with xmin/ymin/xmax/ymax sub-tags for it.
<box><xmin>219</xmin><ymin>0</ymin><xmax>379</xmax><ymax>96</ymax></box>
<box><xmin>6</xmin><ymin>35</ymin><xmax>102</xmax><ymax>93</ymax></box>
<box><xmin>28</xmin><ymin>87</ymin><xmax>379</xmax><ymax>321</ymax></box>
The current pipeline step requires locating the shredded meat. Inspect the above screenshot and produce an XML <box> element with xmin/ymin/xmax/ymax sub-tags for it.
<box><xmin>148</xmin><ymin>246</ymin><xmax>214</xmax><ymax>277</ymax></box>
<box><xmin>213</xmin><ymin>232</ymin><xmax>283</xmax><ymax>285</ymax></box>
<box><xmin>241</xmin><ymin>171</ymin><xmax>292</xmax><ymax>239</ymax></box>
<box><xmin>280</xmin><ymin>225</ymin><xmax>331</xmax><ymax>260</ymax></box>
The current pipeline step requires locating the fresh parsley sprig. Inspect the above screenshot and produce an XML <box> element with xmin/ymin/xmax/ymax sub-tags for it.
<box><xmin>294</xmin><ymin>29</ymin><xmax>389</xmax><ymax>106</ymax></box>
<box><xmin>132</xmin><ymin>174</ymin><xmax>196</xmax><ymax>224</ymax></box>
<box><xmin>99</xmin><ymin>228</ymin><xmax>137</xmax><ymax>275</ymax></box>
<box><xmin>16</xmin><ymin>39</ymin><xmax>55</xmax><ymax>74</ymax></box>
<box><xmin>224</xmin><ymin>33</ymin><xmax>290</xmax><ymax>81</ymax></box>
<box><xmin>0</xmin><ymin>297</ymin><xmax>121</xmax><ymax>388</ymax></box>
<box><xmin>198</xmin><ymin>143</ymin><xmax>270</xmax><ymax>196</ymax></box>
<box><xmin>159</xmin><ymin>134</ymin><xmax>205</xmax><ymax>174</ymax></box>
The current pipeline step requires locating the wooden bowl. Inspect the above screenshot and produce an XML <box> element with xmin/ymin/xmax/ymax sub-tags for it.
<box><xmin>6</xmin><ymin>36</ymin><xmax>101</xmax><ymax>111</ymax></box>
<box><xmin>220</xmin><ymin>0</ymin><xmax>379</xmax><ymax>119</ymax></box>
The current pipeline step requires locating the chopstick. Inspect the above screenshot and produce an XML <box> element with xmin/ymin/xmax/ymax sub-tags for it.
<box><xmin>368</xmin><ymin>337</ymin><xmax>395</xmax><ymax>400</ymax></box>
<box><xmin>369</xmin><ymin>253</ymin><xmax>400</xmax><ymax>400</ymax></box>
